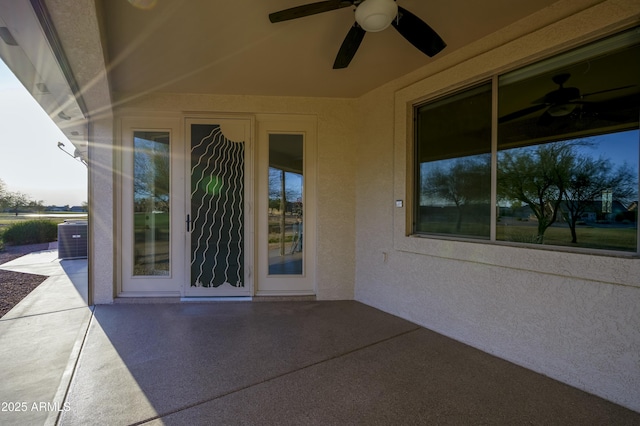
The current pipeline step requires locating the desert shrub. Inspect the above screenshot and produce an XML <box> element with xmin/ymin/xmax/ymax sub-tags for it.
<box><xmin>1</xmin><ymin>220</ymin><xmax>57</xmax><ymax>245</ymax></box>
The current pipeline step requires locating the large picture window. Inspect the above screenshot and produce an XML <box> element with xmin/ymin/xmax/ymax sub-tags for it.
<box><xmin>414</xmin><ymin>27</ymin><xmax>640</xmax><ymax>254</ymax></box>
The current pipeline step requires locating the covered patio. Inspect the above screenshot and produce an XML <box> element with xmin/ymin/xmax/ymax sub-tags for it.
<box><xmin>1</xmin><ymin>250</ymin><xmax>639</xmax><ymax>425</ymax></box>
<box><xmin>0</xmin><ymin>0</ymin><xmax>639</xmax><ymax>421</ymax></box>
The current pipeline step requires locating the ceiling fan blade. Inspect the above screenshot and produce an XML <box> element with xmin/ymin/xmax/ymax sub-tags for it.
<box><xmin>333</xmin><ymin>24</ymin><xmax>366</xmax><ymax>69</ymax></box>
<box><xmin>391</xmin><ymin>6</ymin><xmax>446</xmax><ymax>57</ymax></box>
<box><xmin>582</xmin><ymin>93</ymin><xmax>640</xmax><ymax>121</ymax></box>
<box><xmin>581</xmin><ymin>85</ymin><xmax>635</xmax><ymax>98</ymax></box>
<box><xmin>499</xmin><ymin>104</ymin><xmax>548</xmax><ymax>124</ymax></box>
<box><xmin>269</xmin><ymin>0</ymin><xmax>353</xmax><ymax>23</ymax></box>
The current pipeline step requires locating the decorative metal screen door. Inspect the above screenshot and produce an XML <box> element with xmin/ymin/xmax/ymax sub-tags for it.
<box><xmin>185</xmin><ymin>119</ymin><xmax>251</xmax><ymax>297</ymax></box>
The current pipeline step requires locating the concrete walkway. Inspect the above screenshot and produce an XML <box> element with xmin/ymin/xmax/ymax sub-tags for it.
<box><xmin>1</xmin><ymin>250</ymin><xmax>639</xmax><ymax>425</ymax></box>
<box><xmin>0</xmin><ymin>249</ymin><xmax>90</xmax><ymax>426</ymax></box>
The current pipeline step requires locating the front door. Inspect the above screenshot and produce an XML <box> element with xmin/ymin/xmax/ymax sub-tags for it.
<box><xmin>184</xmin><ymin>118</ymin><xmax>253</xmax><ymax>297</ymax></box>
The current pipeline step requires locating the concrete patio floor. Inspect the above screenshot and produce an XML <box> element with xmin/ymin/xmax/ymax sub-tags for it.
<box><xmin>1</xmin><ymin>250</ymin><xmax>639</xmax><ymax>425</ymax></box>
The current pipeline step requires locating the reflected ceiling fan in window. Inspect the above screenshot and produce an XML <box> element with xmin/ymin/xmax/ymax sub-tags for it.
<box><xmin>499</xmin><ymin>73</ymin><xmax>635</xmax><ymax>125</ymax></box>
<box><xmin>269</xmin><ymin>0</ymin><xmax>446</xmax><ymax>69</ymax></box>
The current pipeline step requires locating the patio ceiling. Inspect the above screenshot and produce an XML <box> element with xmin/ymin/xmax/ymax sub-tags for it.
<box><xmin>0</xmin><ymin>0</ymin><xmax>566</xmax><ymax>124</ymax></box>
<box><xmin>101</xmin><ymin>0</ymin><xmax>561</xmax><ymax>98</ymax></box>
<box><xmin>2</xmin><ymin>0</ymin><xmax>635</xmax><ymax>155</ymax></box>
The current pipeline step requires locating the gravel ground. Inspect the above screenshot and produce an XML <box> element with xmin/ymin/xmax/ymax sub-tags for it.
<box><xmin>0</xmin><ymin>243</ymin><xmax>50</xmax><ymax>318</ymax></box>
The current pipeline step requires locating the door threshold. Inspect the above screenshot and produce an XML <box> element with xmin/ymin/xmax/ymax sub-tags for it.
<box><xmin>180</xmin><ymin>297</ymin><xmax>253</xmax><ymax>302</ymax></box>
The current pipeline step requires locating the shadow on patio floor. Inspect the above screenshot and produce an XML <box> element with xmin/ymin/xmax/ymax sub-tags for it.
<box><xmin>1</xmin><ymin>250</ymin><xmax>639</xmax><ymax>425</ymax></box>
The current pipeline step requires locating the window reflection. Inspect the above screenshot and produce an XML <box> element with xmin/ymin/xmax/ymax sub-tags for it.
<box><xmin>133</xmin><ymin>131</ymin><xmax>170</xmax><ymax>275</ymax></box>
<box><xmin>497</xmin><ymin>132</ymin><xmax>638</xmax><ymax>251</ymax></box>
<box><xmin>268</xmin><ymin>134</ymin><xmax>304</xmax><ymax>275</ymax></box>
<box><xmin>413</xmin><ymin>27</ymin><xmax>640</xmax><ymax>253</ymax></box>
<box><xmin>419</xmin><ymin>155</ymin><xmax>491</xmax><ymax>237</ymax></box>
<box><xmin>415</xmin><ymin>82</ymin><xmax>492</xmax><ymax>238</ymax></box>
<box><xmin>497</xmin><ymin>31</ymin><xmax>639</xmax><ymax>251</ymax></box>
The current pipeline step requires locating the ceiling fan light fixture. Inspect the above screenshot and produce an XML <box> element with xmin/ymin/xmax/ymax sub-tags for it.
<box><xmin>355</xmin><ymin>0</ymin><xmax>398</xmax><ymax>32</ymax></box>
<box><xmin>547</xmin><ymin>103</ymin><xmax>577</xmax><ymax>117</ymax></box>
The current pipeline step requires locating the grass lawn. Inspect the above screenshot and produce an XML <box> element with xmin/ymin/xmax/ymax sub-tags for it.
<box><xmin>497</xmin><ymin>224</ymin><xmax>637</xmax><ymax>252</ymax></box>
<box><xmin>417</xmin><ymin>218</ymin><xmax>637</xmax><ymax>252</ymax></box>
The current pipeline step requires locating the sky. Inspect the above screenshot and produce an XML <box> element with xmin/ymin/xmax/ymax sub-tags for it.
<box><xmin>0</xmin><ymin>58</ymin><xmax>87</xmax><ymax>206</ymax></box>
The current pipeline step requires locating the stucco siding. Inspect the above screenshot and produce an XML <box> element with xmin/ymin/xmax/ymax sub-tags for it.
<box><xmin>89</xmin><ymin>116</ymin><xmax>115</xmax><ymax>304</ymax></box>
<box><xmin>355</xmin><ymin>0</ymin><xmax>640</xmax><ymax>412</ymax></box>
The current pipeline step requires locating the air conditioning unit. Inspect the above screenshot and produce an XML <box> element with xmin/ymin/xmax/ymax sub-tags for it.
<box><xmin>58</xmin><ymin>221</ymin><xmax>88</xmax><ymax>259</ymax></box>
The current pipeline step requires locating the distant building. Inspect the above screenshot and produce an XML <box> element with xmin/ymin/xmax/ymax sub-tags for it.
<box><xmin>549</xmin><ymin>200</ymin><xmax>635</xmax><ymax>223</ymax></box>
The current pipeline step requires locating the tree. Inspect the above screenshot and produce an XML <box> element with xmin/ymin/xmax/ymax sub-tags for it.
<box><xmin>422</xmin><ymin>155</ymin><xmax>491</xmax><ymax>232</ymax></box>
<box><xmin>0</xmin><ymin>178</ymin><xmax>10</xmax><ymax>210</ymax></box>
<box><xmin>498</xmin><ymin>142</ymin><xmax>577</xmax><ymax>243</ymax></box>
<box><xmin>25</xmin><ymin>199</ymin><xmax>45</xmax><ymax>213</ymax></box>
<box><xmin>134</xmin><ymin>140</ymin><xmax>170</xmax><ymax>212</ymax></box>
<box><xmin>8</xmin><ymin>192</ymin><xmax>30</xmax><ymax>215</ymax></box>
<box><xmin>563</xmin><ymin>157</ymin><xmax>637</xmax><ymax>243</ymax></box>
<box><xmin>268</xmin><ymin>167</ymin><xmax>302</xmax><ymax>214</ymax></box>
<box><xmin>0</xmin><ymin>179</ymin><xmax>31</xmax><ymax>214</ymax></box>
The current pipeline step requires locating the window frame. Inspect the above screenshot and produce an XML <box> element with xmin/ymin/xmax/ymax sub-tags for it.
<box><xmin>117</xmin><ymin>115</ymin><xmax>186</xmax><ymax>296</ymax></box>
<box><xmin>401</xmin><ymin>28</ymin><xmax>640</xmax><ymax>258</ymax></box>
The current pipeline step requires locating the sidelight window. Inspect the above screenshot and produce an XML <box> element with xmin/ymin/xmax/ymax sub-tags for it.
<box><xmin>133</xmin><ymin>131</ymin><xmax>171</xmax><ymax>275</ymax></box>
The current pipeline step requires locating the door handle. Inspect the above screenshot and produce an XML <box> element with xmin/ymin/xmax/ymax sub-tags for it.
<box><xmin>186</xmin><ymin>214</ymin><xmax>192</xmax><ymax>232</ymax></box>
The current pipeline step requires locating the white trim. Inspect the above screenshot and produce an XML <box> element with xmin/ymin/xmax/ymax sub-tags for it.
<box><xmin>117</xmin><ymin>291</ymin><xmax>181</xmax><ymax>298</ymax></box>
<box><xmin>180</xmin><ymin>297</ymin><xmax>252</xmax><ymax>302</ymax></box>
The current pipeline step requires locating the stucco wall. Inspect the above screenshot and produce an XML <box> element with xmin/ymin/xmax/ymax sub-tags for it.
<box><xmin>89</xmin><ymin>115</ymin><xmax>115</xmax><ymax>304</ymax></box>
<box><xmin>354</xmin><ymin>0</ymin><xmax>640</xmax><ymax>412</ymax></box>
<box><xmin>45</xmin><ymin>0</ymin><xmax>116</xmax><ymax>305</ymax></box>
<box><xmin>113</xmin><ymin>93</ymin><xmax>357</xmax><ymax>300</ymax></box>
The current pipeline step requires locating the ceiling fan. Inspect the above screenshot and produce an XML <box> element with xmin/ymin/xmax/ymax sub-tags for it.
<box><xmin>269</xmin><ymin>0</ymin><xmax>446</xmax><ymax>69</ymax></box>
<box><xmin>499</xmin><ymin>73</ymin><xmax>634</xmax><ymax>124</ymax></box>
